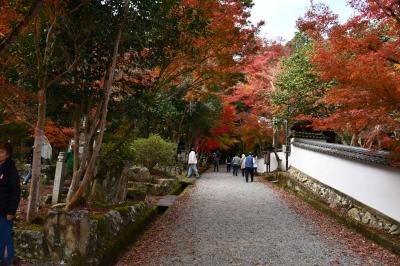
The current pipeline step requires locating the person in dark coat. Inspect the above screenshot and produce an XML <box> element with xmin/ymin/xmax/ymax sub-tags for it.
<box><xmin>225</xmin><ymin>156</ymin><xmax>232</xmax><ymax>173</ymax></box>
<box><xmin>212</xmin><ymin>150</ymin><xmax>221</xmax><ymax>172</ymax></box>
<box><xmin>0</xmin><ymin>142</ymin><xmax>21</xmax><ymax>266</ymax></box>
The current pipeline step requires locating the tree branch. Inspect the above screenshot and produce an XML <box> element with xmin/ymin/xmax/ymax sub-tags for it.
<box><xmin>0</xmin><ymin>0</ymin><xmax>43</xmax><ymax>56</ymax></box>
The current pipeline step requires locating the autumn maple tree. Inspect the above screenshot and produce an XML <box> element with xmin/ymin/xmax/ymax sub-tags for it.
<box><xmin>295</xmin><ymin>1</ymin><xmax>399</xmax><ymax>158</ymax></box>
<box><xmin>220</xmin><ymin>42</ymin><xmax>286</xmax><ymax>151</ymax></box>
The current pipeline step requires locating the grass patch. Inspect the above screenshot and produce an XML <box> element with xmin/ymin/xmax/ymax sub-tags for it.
<box><xmin>16</xmin><ymin>222</ymin><xmax>44</xmax><ymax>232</ymax></box>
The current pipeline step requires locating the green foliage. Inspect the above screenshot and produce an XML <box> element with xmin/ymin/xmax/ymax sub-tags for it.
<box><xmin>0</xmin><ymin>122</ymin><xmax>30</xmax><ymax>143</ymax></box>
<box><xmin>130</xmin><ymin>135</ymin><xmax>177</xmax><ymax>170</ymax></box>
<box><xmin>273</xmin><ymin>32</ymin><xmax>330</xmax><ymax>127</ymax></box>
<box><xmin>101</xmin><ymin>122</ymin><xmax>135</xmax><ymax>164</ymax></box>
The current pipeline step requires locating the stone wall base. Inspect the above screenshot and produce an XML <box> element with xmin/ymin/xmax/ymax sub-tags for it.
<box><xmin>266</xmin><ymin>167</ymin><xmax>400</xmax><ymax>255</ymax></box>
<box><xmin>286</xmin><ymin>167</ymin><xmax>400</xmax><ymax>237</ymax></box>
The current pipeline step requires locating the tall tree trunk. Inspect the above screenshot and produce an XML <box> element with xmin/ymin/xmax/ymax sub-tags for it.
<box><xmin>26</xmin><ymin>86</ymin><xmax>46</xmax><ymax>223</ymax></box>
<box><xmin>66</xmin><ymin>107</ymin><xmax>82</xmax><ymax>201</ymax></box>
<box><xmin>339</xmin><ymin>134</ymin><xmax>348</xmax><ymax>145</ymax></box>
<box><xmin>26</xmin><ymin>17</ymin><xmax>47</xmax><ymax>223</ymax></box>
<box><xmin>114</xmin><ymin>164</ymin><xmax>129</xmax><ymax>203</ymax></box>
<box><xmin>350</xmin><ymin>133</ymin><xmax>358</xmax><ymax>146</ymax></box>
<box><xmin>66</xmin><ymin>108</ymin><xmax>96</xmax><ymax>201</ymax></box>
<box><xmin>65</xmin><ymin>0</ymin><xmax>128</xmax><ymax>210</ymax></box>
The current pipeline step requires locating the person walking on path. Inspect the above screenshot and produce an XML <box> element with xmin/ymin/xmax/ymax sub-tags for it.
<box><xmin>187</xmin><ymin>148</ymin><xmax>200</xmax><ymax>178</ymax></box>
<box><xmin>225</xmin><ymin>156</ymin><xmax>232</xmax><ymax>173</ymax></box>
<box><xmin>0</xmin><ymin>142</ymin><xmax>21</xmax><ymax>266</ymax></box>
<box><xmin>245</xmin><ymin>153</ymin><xmax>254</xmax><ymax>182</ymax></box>
<box><xmin>240</xmin><ymin>154</ymin><xmax>246</xmax><ymax>177</ymax></box>
<box><xmin>213</xmin><ymin>150</ymin><xmax>221</xmax><ymax>172</ymax></box>
<box><xmin>231</xmin><ymin>155</ymin><xmax>241</xmax><ymax>176</ymax></box>
<box><xmin>253</xmin><ymin>155</ymin><xmax>258</xmax><ymax>176</ymax></box>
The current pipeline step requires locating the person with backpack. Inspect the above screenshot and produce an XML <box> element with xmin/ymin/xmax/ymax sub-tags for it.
<box><xmin>245</xmin><ymin>152</ymin><xmax>254</xmax><ymax>183</ymax></box>
<box><xmin>0</xmin><ymin>142</ymin><xmax>21</xmax><ymax>266</ymax></box>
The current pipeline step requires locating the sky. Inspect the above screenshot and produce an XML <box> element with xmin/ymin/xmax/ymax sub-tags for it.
<box><xmin>250</xmin><ymin>0</ymin><xmax>355</xmax><ymax>42</ymax></box>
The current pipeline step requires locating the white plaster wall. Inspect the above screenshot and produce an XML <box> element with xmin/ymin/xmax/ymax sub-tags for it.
<box><xmin>257</xmin><ymin>152</ymin><xmax>290</xmax><ymax>173</ymax></box>
<box><xmin>291</xmin><ymin>145</ymin><xmax>400</xmax><ymax>222</ymax></box>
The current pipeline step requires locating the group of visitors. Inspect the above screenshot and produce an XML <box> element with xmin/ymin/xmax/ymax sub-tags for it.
<box><xmin>228</xmin><ymin>153</ymin><xmax>257</xmax><ymax>182</ymax></box>
<box><xmin>186</xmin><ymin>147</ymin><xmax>258</xmax><ymax>183</ymax></box>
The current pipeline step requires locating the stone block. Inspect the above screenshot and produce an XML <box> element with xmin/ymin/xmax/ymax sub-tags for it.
<box><xmin>128</xmin><ymin>181</ymin><xmax>149</xmax><ymax>191</ymax></box>
<box><xmin>389</xmin><ymin>224</ymin><xmax>400</xmax><ymax>235</ymax></box>
<box><xmin>384</xmin><ymin>223</ymin><xmax>393</xmax><ymax>231</ymax></box>
<box><xmin>104</xmin><ymin>210</ymin><xmax>124</xmax><ymax>237</ymax></box>
<box><xmin>15</xmin><ymin>202</ymin><xmax>149</xmax><ymax>265</ymax></box>
<box><xmin>126</xmin><ymin>166</ymin><xmax>151</xmax><ymax>182</ymax></box>
<box><xmin>14</xmin><ymin>230</ymin><xmax>48</xmax><ymax>260</ymax></box>
<box><xmin>348</xmin><ymin>208</ymin><xmax>361</xmax><ymax>222</ymax></box>
<box><xmin>361</xmin><ymin>212</ymin><xmax>378</xmax><ymax>228</ymax></box>
<box><xmin>44</xmin><ymin>210</ymin><xmax>91</xmax><ymax>262</ymax></box>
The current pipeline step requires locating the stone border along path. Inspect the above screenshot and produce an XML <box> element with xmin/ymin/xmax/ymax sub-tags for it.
<box><xmin>117</xmin><ymin>171</ymin><xmax>400</xmax><ymax>266</ymax></box>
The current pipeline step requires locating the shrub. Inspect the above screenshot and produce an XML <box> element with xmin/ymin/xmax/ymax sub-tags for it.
<box><xmin>131</xmin><ymin>135</ymin><xmax>177</xmax><ymax>171</ymax></box>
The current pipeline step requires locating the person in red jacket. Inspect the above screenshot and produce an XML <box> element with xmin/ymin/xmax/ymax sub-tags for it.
<box><xmin>0</xmin><ymin>142</ymin><xmax>21</xmax><ymax>266</ymax></box>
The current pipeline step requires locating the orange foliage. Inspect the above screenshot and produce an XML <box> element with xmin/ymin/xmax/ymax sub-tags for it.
<box><xmin>44</xmin><ymin>121</ymin><xmax>73</xmax><ymax>149</ymax></box>
<box><xmin>224</xmin><ymin>43</ymin><xmax>287</xmax><ymax>149</ymax></box>
<box><xmin>0</xmin><ymin>0</ymin><xmax>27</xmax><ymax>37</ymax></box>
<box><xmin>198</xmin><ymin>104</ymin><xmax>239</xmax><ymax>152</ymax></box>
<box><xmin>297</xmin><ymin>1</ymin><xmax>400</xmax><ymax>157</ymax></box>
<box><xmin>158</xmin><ymin>0</ymin><xmax>260</xmax><ymax>100</ymax></box>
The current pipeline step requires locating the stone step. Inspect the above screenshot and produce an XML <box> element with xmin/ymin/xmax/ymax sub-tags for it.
<box><xmin>156</xmin><ymin>195</ymin><xmax>178</xmax><ymax>207</ymax></box>
<box><xmin>183</xmin><ymin>178</ymin><xmax>196</xmax><ymax>184</ymax></box>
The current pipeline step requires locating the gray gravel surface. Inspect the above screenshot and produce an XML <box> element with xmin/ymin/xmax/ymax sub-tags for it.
<box><xmin>156</xmin><ymin>171</ymin><xmax>371</xmax><ymax>266</ymax></box>
<box><xmin>118</xmin><ymin>171</ymin><xmax>400</xmax><ymax>266</ymax></box>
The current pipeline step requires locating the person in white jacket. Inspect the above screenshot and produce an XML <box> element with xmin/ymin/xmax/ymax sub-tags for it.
<box><xmin>187</xmin><ymin>148</ymin><xmax>200</xmax><ymax>178</ymax></box>
<box><xmin>240</xmin><ymin>154</ymin><xmax>246</xmax><ymax>177</ymax></box>
<box><xmin>253</xmin><ymin>155</ymin><xmax>258</xmax><ymax>176</ymax></box>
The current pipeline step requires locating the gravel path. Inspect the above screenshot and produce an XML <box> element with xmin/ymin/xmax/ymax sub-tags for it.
<box><xmin>117</xmin><ymin>171</ymin><xmax>399</xmax><ymax>266</ymax></box>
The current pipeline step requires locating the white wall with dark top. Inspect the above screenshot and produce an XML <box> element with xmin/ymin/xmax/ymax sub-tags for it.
<box><xmin>289</xmin><ymin>139</ymin><xmax>400</xmax><ymax>223</ymax></box>
<box><xmin>257</xmin><ymin>152</ymin><xmax>290</xmax><ymax>173</ymax></box>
